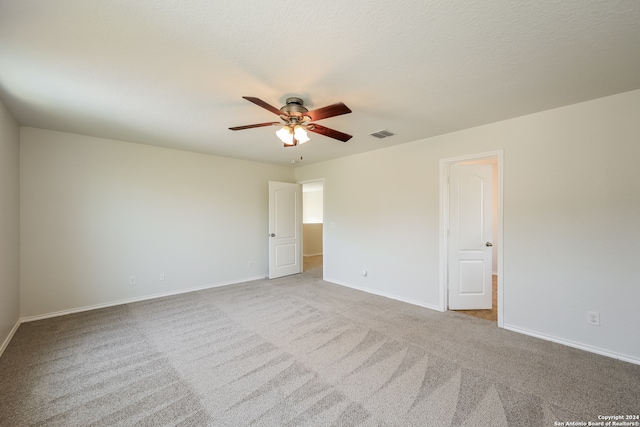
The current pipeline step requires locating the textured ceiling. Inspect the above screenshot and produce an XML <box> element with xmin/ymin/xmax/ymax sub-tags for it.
<box><xmin>1</xmin><ymin>1</ymin><xmax>640</xmax><ymax>166</ymax></box>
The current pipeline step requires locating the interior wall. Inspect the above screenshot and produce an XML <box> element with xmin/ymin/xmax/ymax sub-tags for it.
<box><xmin>0</xmin><ymin>97</ymin><xmax>20</xmax><ymax>353</ymax></box>
<box><xmin>20</xmin><ymin>128</ymin><xmax>294</xmax><ymax>318</ymax></box>
<box><xmin>303</xmin><ymin>188</ymin><xmax>323</xmax><ymax>223</ymax></box>
<box><xmin>303</xmin><ymin>224</ymin><xmax>323</xmax><ymax>256</ymax></box>
<box><xmin>295</xmin><ymin>89</ymin><xmax>640</xmax><ymax>362</ymax></box>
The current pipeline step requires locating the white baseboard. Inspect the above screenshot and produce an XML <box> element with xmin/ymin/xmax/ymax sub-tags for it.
<box><xmin>11</xmin><ymin>275</ymin><xmax>638</xmax><ymax>367</ymax></box>
<box><xmin>323</xmin><ymin>277</ymin><xmax>442</xmax><ymax>312</ymax></box>
<box><xmin>503</xmin><ymin>324</ymin><xmax>640</xmax><ymax>366</ymax></box>
<box><xmin>0</xmin><ymin>319</ymin><xmax>21</xmax><ymax>358</ymax></box>
<box><xmin>318</xmin><ymin>277</ymin><xmax>640</xmax><ymax>366</ymax></box>
<box><xmin>20</xmin><ymin>275</ymin><xmax>265</xmax><ymax>323</ymax></box>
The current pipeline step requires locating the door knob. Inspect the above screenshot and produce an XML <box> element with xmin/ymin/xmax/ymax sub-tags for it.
<box><xmin>270</xmin><ymin>233</ymin><xmax>276</xmax><ymax>237</ymax></box>
<box><xmin>485</xmin><ymin>242</ymin><xmax>493</xmax><ymax>247</ymax></box>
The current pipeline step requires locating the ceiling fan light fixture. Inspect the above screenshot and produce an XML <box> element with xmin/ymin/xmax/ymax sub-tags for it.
<box><xmin>293</xmin><ymin>125</ymin><xmax>309</xmax><ymax>144</ymax></box>
<box><xmin>276</xmin><ymin>124</ymin><xmax>310</xmax><ymax>146</ymax></box>
<box><xmin>276</xmin><ymin>125</ymin><xmax>294</xmax><ymax>145</ymax></box>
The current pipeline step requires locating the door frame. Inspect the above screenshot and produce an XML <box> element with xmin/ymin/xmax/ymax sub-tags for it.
<box><xmin>439</xmin><ymin>150</ymin><xmax>504</xmax><ymax>327</ymax></box>
<box><xmin>298</xmin><ymin>178</ymin><xmax>325</xmax><ymax>274</ymax></box>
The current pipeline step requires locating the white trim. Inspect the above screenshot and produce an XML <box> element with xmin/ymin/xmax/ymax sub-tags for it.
<box><xmin>504</xmin><ymin>324</ymin><xmax>640</xmax><ymax>366</ymax></box>
<box><xmin>315</xmin><ymin>276</ymin><xmax>640</xmax><ymax>366</ymax></box>
<box><xmin>0</xmin><ymin>319</ymin><xmax>21</xmax><ymax>358</ymax></box>
<box><xmin>20</xmin><ymin>276</ymin><xmax>264</xmax><ymax>323</ymax></box>
<box><xmin>439</xmin><ymin>150</ymin><xmax>504</xmax><ymax>325</ymax></box>
<box><xmin>298</xmin><ymin>178</ymin><xmax>326</xmax><ymax>186</ymax></box>
<box><xmin>7</xmin><ymin>276</ymin><xmax>638</xmax><ymax>366</ymax></box>
<box><xmin>324</xmin><ymin>277</ymin><xmax>442</xmax><ymax>312</ymax></box>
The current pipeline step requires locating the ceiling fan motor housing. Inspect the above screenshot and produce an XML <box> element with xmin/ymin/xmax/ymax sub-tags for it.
<box><xmin>281</xmin><ymin>97</ymin><xmax>308</xmax><ymax>116</ymax></box>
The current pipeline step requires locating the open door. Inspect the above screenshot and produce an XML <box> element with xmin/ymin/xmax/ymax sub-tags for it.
<box><xmin>268</xmin><ymin>181</ymin><xmax>302</xmax><ymax>279</ymax></box>
<box><xmin>448</xmin><ymin>164</ymin><xmax>493</xmax><ymax>309</ymax></box>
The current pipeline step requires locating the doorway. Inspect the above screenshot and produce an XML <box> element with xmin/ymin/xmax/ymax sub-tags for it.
<box><xmin>301</xmin><ymin>180</ymin><xmax>324</xmax><ymax>278</ymax></box>
<box><xmin>440</xmin><ymin>151</ymin><xmax>503</xmax><ymax>327</ymax></box>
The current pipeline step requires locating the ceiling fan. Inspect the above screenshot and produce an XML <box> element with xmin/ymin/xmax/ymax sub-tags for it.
<box><xmin>229</xmin><ymin>96</ymin><xmax>352</xmax><ymax>147</ymax></box>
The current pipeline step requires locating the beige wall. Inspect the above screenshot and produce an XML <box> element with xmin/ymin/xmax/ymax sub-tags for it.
<box><xmin>303</xmin><ymin>189</ymin><xmax>323</xmax><ymax>223</ymax></box>
<box><xmin>0</xmin><ymin>98</ymin><xmax>20</xmax><ymax>354</ymax></box>
<box><xmin>20</xmin><ymin>128</ymin><xmax>294</xmax><ymax>318</ymax></box>
<box><xmin>303</xmin><ymin>223</ymin><xmax>323</xmax><ymax>256</ymax></box>
<box><xmin>295</xmin><ymin>89</ymin><xmax>640</xmax><ymax>362</ymax></box>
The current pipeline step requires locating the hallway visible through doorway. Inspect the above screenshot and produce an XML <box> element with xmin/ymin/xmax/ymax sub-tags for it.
<box><xmin>302</xmin><ymin>180</ymin><xmax>324</xmax><ymax>280</ymax></box>
<box><xmin>303</xmin><ymin>255</ymin><xmax>323</xmax><ymax>279</ymax></box>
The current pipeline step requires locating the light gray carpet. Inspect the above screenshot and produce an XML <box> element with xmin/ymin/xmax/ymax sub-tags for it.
<box><xmin>1</xmin><ymin>271</ymin><xmax>639</xmax><ymax>426</ymax></box>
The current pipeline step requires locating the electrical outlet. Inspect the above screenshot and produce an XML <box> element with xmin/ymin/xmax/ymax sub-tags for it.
<box><xmin>159</xmin><ymin>273</ymin><xmax>165</xmax><ymax>281</ymax></box>
<box><xmin>129</xmin><ymin>275</ymin><xmax>137</xmax><ymax>286</ymax></box>
<box><xmin>247</xmin><ymin>261</ymin><xmax>253</xmax><ymax>269</ymax></box>
<box><xmin>587</xmin><ymin>311</ymin><xmax>600</xmax><ymax>326</ymax></box>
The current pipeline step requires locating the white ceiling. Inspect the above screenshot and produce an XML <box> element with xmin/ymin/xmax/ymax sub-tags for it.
<box><xmin>1</xmin><ymin>1</ymin><xmax>640</xmax><ymax>167</ymax></box>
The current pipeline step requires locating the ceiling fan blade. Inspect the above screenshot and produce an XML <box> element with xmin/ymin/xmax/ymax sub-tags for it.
<box><xmin>305</xmin><ymin>102</ymin><xmax>352</xmax><ymax>121</ymax></box>
<box><xmin>307</xmin><ymin>124</ymin><xmax>352</xmax><ymax>142</ymax></box>
<box><xmin>242</xmin><ymin>96</ymin><xmax>283</xmax><ymax>116</ymax></box>
<box><xmin>229</xmin><ymin>122</ymin><xmax>279</xmax><ymax>131</ymax></box>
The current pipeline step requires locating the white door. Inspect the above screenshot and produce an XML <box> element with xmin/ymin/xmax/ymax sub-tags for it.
<box><xmin>268</xmin><ymin>181</ymin><xmax>302</xmax><ymax>279</ymax></box>
<box><xmin>448</xmin><ymin>164</ymin><xmax>493</xmax><ymax>309</ymax></box>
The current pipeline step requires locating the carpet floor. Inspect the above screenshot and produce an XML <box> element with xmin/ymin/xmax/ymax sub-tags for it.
<box><xmin>1</xmin><ymin>270</ymin><xmax>639</xmax><ymax>426</ymax></box>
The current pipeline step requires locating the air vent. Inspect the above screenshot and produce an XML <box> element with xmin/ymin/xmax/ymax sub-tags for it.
<box><xmin>369</xmin><ymin>129</ymin><xmax>395</xmax><ymax>139</ymax></box>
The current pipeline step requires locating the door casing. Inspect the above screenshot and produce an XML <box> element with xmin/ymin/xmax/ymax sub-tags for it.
<box><xmin>439</xmin><ymin>150</ymin><xmax>504</xmax><ymax>327</ymax></box>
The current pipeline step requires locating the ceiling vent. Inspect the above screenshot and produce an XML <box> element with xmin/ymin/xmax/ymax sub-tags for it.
<box><xmin>369</xmin><ymin>129</ymin><xmax>394</xmax><ymax>139</ymax></box>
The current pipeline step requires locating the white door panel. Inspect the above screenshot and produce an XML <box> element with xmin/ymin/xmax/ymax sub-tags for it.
<box><xmin>269</xmin><ymin>181</ymin><xmax>302</xmax><ymax>279</ymax></box>
<box><xmin>458</xmin><ymin>260</ymin><xmax>485</xmax><ymax>294</ymax></box>
<box><xmin>448</xmin><ymin>164</ymin><xmax>493</xmax><ymax>309</ymax></box>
